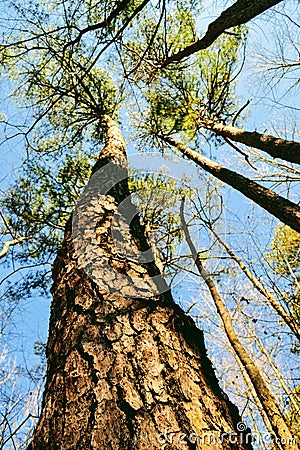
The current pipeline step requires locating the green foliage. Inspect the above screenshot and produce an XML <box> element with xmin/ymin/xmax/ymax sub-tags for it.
<box><xmin>10</xmin><ymin>55</ymin><xmax>121</xmax><ymax>147</ymax></box>
<box><xmin>129</xmin><ymin>169</ymin><xmax>195</xmax><ymax>276</ymax></box>
<box><xmin>1</xmin><ymin>149</ymin><xmax>95</xmax><ymax>264</ymax></box>
<box><xmin>2</xmin><ymin>0</ymin><xmax>123</xmax><ymax>156</ymax></box>
<box><xmin>266</xmin><ymin>224</ymin><xmax>300</xmax><ymax>327</ymax></box>
<box><xmin>144</xmin><ymin>29</ymin><xmax>245</xmax><ymax>139</ymax></box>
<box><xmin>123</xmin><ymin>1</ymin><xmax>199</xmax><ymax>76</ymax></box>
<box><xmin>122</xmin><ymin>1</ymin><xmax>246</xmax><ymax>144</ymax></box>
<box><xmin>267</xmin><ymin>224</ymin><xmax>300</xmax><ymax>276</ymax></box>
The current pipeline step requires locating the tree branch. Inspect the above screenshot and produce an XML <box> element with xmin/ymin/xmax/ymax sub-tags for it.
<box><xmin>65</xmin><ymin>0</ymin><xmax>151</xmax><ymax>49</ymax></box>
<box><xmin>162</xmin><ymin>0</ymin><xmax>283</xmax><ymax>67</ymax></box>
<box><xmin>159</xmin><ymin>134</ymin><xmax>300</xmax><ymax>233</ymax></box>
<box><xmin>200</xmin><ymin>117</ymin><xmax>300</xmax><ymax>165</ymax></box>
<box><xmin>0</xmin><ymin>236</ymin><xmax>31</xmax><ymax>259</ymax></box>
<box><xmin>208</xmin><ymin>224</ymin><xmax>300</xmax><ymax>341</ymax></box>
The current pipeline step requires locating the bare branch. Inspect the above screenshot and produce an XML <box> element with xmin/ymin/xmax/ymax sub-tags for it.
<box><xmin>0</xmin><ymin>236</ymin><xmax>31</xmax><ymax>259</ymax></box>
<box><xmin>180</xmin><ymin>197</ymin><xmax>295</xmax><ymax>447</ymax></box>
<box><xmin>208</xmin><ymin>225</ymin><xmax>300</xmax><ymax>341</ymax></box>
<box><xmin>64</xmin><ymin>0</ymin><xmax>134</xmax><ymax>49</ymax></box>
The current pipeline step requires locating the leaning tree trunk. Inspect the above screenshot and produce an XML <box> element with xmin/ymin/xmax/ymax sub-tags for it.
<box><xmin>28</xmin><ymin>116</ymin><xmax>252</xmax><ymax>450</ymax></box>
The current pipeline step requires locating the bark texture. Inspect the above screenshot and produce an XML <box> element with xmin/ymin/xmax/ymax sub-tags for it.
<box><xmin>162</xmin><ymin>0</ymin><xmax>283</xmax><ymax>66</ymax></box>
<box><xmin>28</xmin><ymin>117</ymin><xmax>252</xmax><ymax>449</ymax></box>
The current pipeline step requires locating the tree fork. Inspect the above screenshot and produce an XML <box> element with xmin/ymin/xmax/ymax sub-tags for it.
<box><xmin>28</xmin><ymin>117</ymin><xmax>252</xmax><ymax>449</ymax></box>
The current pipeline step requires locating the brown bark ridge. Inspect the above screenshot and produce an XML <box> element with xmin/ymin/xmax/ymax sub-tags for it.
<box><xmin>201</xmin><ymin>118</ymin><xmax>300</xmax><ymax>165</ymax></box>
<box><xmin>160</xmin><ymin>134</ymin><xmax>300</xmax><ymax>234</ymax></box>
<box><xmin>28</xmin><ymin>116</ymin><xmax>252</xmax><ymax>449</ymax></box>
<box><xmin>162</xmin><ymin>0</ymin><xmax>283</xmax><ymax>67</ymax></box>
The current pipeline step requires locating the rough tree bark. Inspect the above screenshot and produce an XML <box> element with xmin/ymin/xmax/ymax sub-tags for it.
<box><xmin>28</xmin><ymin>116</ymin><xmax>252</xmax><ymax>449</ymax></box>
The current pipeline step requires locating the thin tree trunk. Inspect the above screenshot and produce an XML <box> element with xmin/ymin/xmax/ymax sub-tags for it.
<box><xmin>207</xmin><ymin>225</ymin><xmax>300</xmax><ymax>341</ymax></box>
<box><xmin>162</xmin><ymin>0</ymin><xmax>282</xmax><ymax>67</ymax></box>
<box><xmin>199</xmin><ymin>117</ymin><xmax>300</xmax><ymax>165</ymax></box>
<box><xmin>28</xmin><ymin>117</ymin><xmax>252</xmax><ymax>449</ymax></box>
<box><xmin>252</xmin><ymin>329</ymin><xmax>300</xmax><ymax>415</ymax></box>
<box><xmin>180</xmin><ymin>198</ymin><xmax>298</xmax><ymax>450</ymax></box>
<box><xmin>233</xmin><ymin>354</ymin><xmax>276</xmax><ymax>450</ymax></box>
<box><xmin>159</xmin><ymin>134</ymin><xmax>300</xmax><ymax>234</ymax></box>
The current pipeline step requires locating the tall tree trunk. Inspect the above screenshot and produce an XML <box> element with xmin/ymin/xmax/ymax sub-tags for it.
<box><xmin>28</xmin><ymin>117</ymin><xmax>252</xmax><ymax>450</ymax></box>
<box><xmin>180</xmin><ymin>198</ymin><xmax>297</xmax><ymax>450</ymax></box>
